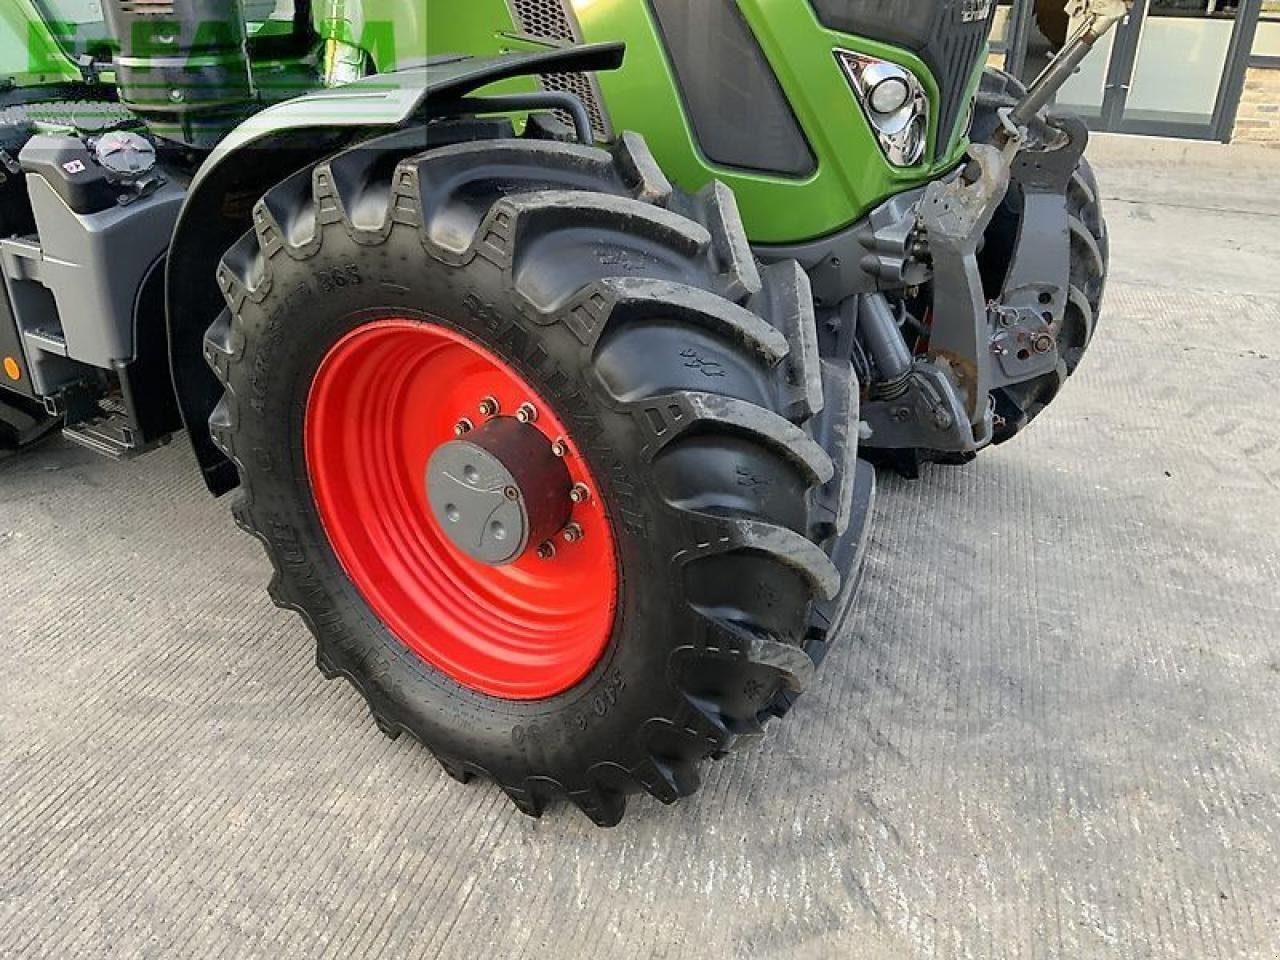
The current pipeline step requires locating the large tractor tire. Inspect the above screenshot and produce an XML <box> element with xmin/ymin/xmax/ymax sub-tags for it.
<box><xmin>203</xmin><ymin>126</ymin><xmax>861</xmax><ymax>825</ymax></box>
<box><xmin>974</xmin><ymin>68</ymin><xmax>1110</xmax><ymax>445</ymax></box>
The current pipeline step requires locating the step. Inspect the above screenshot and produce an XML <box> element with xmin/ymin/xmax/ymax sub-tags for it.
<box><xmin>62</xmin><ymin>412</ymin><xmax>168</xmax><ymax>461</ymax></box>
<box><xmin>23</xmin><ymin>327</ymin><xmax>67</xmax><ymax>357</ymax></box>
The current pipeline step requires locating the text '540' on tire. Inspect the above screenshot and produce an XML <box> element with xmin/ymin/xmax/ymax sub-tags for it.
<box><xmin>203</xmin><ymin>125</ymin><xmax>871</xmax><ymax>826</ymax></box>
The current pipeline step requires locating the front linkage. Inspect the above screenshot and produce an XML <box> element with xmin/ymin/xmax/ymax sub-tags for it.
<box><xmin>865</xmin><ymin>96</ymin><xmax>1092</xmax><ymax>461</ymax></box>
<box><xmin>772</xmin><ymin>0</ymin><xmax>1128</xmax><ymax>475</ymax></box>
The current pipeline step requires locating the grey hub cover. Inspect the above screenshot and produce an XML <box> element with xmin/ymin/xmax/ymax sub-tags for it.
<box><xmin>426</xmin><ymin>418</ymin><xmax>572</xmax><ymax>566</ymax></box>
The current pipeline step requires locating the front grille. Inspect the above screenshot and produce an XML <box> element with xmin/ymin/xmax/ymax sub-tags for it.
<box><xmin>929</xmin><ymin>7</ymin><xmax>992</xmax><ymax>148</ymax></box>
<box><xmin>508</xmin><ymin>0</ymin><xmax>613</xmax><ymax>141</ymax></box>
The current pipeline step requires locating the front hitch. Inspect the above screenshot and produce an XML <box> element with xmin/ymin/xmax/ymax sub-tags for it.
<box><xmin>864</xmin><ymin>1</ymin><xmax>1130</xmax><ymax>453</ymax></box>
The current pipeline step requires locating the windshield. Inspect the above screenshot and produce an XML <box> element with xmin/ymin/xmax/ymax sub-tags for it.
<box><xmin>24</xmin><ymin>0</ymin><xmax>298</xmax><ymax>62</ymax></box>
<box><xmin>1</xmin><ymin>0</ymin><xmax>302</xmax><ymax>83</ymax></box>
<box><xmin>0</xmin><ymin>17</ymin><xmax>22</xmax><ymax>81</ymax></box>
<box><xmin>33</xmin><ymin>1</ymin><xmax>111</xmax><ymax>55</ymax></box>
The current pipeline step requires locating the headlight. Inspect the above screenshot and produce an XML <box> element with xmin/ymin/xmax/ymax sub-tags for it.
<box><xmin>865</xmin><ymin>66</ymin><xmax>912</xmax><ymax>116</ymax></box>
<box><xmin>835</xmin><ymin>50</ymin><xmax>929</xmax><ymax>167</ymax></box>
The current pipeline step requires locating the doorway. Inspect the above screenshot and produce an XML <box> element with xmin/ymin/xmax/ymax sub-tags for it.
<box><xmin>998</xmin><ymin>0</ymin><xmax>1264</xmax><ymax>141</ymax></box>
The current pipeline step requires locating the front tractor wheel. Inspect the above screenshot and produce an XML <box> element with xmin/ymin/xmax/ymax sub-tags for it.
<box><xmin>204</xmin><ymin>128</ymin><xmax>863</xmax><ymax>825</ymax></box>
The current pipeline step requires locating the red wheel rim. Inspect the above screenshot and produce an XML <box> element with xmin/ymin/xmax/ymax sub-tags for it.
<box><xmin>304</xmin><ymin>318</ymin><xmax>617</xmax><ymax>700</ymax></box>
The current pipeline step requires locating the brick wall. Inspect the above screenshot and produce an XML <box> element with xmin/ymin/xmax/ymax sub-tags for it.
<box><xmin>1233</xmin><ymin>68</ymin><xmax>1280</xmax><ymax>146</ymax></box>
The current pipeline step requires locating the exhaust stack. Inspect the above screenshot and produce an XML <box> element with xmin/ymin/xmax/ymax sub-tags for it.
<box><xmin>104</xmin><ymin>0</ymin><xmax>255</xmax><ymax>149</ymax></box>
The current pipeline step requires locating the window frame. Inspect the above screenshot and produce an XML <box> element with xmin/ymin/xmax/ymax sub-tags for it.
<box><xmin>1250</xmin><ymin>5</ymin><xmax>1280</xmax><ymax>67</ymax></box>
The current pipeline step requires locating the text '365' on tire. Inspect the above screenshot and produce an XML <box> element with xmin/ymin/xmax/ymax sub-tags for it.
<box><xmin>203</xmin><ymin>126</ymin><xmax>873</xmax><ymax>825</ymax></box>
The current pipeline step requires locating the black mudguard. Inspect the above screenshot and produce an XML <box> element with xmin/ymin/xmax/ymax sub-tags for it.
<box><xmin>167</xmin><ymin>44</ymin><xmax>625</xmax><ymax>494</ymax></box>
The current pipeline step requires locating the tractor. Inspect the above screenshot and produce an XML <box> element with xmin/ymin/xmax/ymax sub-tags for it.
<box><xmin>0</xmin><ymin>0</ymin><xmax>1119</xmax><ymax>824</ymax></box>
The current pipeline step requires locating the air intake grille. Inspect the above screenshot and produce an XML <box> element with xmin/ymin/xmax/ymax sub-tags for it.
<box><xmin>508</xmin><ymin>0</ymin><xmax>613</xmax><ymax>140</ymax></box>
<box><xmin>511</xmin><ymin>0</ymin><xmax>576</xmax><ymax>42</ymax></box>
<box><xmin>930</xmin><ymin>13</ymin><xmax>991</xmax><ymax>147</ymax></box>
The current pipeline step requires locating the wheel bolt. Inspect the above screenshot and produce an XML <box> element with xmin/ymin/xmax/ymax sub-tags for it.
<box><xmin>478</xmin><ymin>396</ymin><xmax>500</xmax><ymax>417</ymax></box>
<box><xmin>1033</xmin><ymin>333</ymin><xmax>1055</xmax><ymax>355</ymax></box>
<box><xmin>516</xmin><ymin>402</ymin><xmax>538</xmax><ymax>424</ymax></box>
<box><xmin>562</xmin><ymin>523</ymin><xmax>584</xmax><ymax>544</ymax></box>
<box><xmin>536</xmin><ymin>541</ymin><xmax>556</xmax><ymax>560</ymax></box>
<box><xmin>569</xmin><ymin>483</ymin><xmax>591</xmax><ymax>504</ymax></box>
<box><xmin>454</xmin><ymin>418</ymin><xmax>474</xmax><ymax>436</ymax></box>
<box><xmin>551</xmin><ymin>437</ymin><xmax>569</xmax><ymax>458</ymax></box>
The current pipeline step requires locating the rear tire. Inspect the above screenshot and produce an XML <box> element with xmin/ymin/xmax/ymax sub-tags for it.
<box><xmin>204</xmin><ymin>127</ymin><xmax>861</xmax><ymax>825</ymax></box>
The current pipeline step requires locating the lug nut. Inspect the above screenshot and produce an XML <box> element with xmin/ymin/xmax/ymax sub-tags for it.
<box><xmin>516</xmin><ymin>402</ymin><xmax>538</xmax><ymax>424</ymax></box>
<box><xmin>1033</xmin><ymin>333</ymin><xmax>1055</xmax><ymax>355</ymax></box>
<box><xmin>454</xmin><ymin>418</ymin><xmax>474</xmax><ymax>436</ymax></box>
<box><xmin>562</xmin><ymin>523</ymin><xmax>584</xmax><ymax>544</ymax></box>
<box><xmin>478</xmin><ymin>396</ymin><xmax>500</xmax><ymax>418</ymax></box>
<box><xmin>503</xmin><ymin>486</ymin><xmax>520</xmax><ymax>502</ymax></box>
<box><xmin>569</xmin><ymin>483</ymin><xmax>591</xmax><ymax>505</ymax></box>
<box><xmin>551</xmin><ymin>437</ymin><xmax>569</xmax><ymax>458</ymax></box>
<box><xmin>536</xmin><ymin>541</ymin><xmax>556</xmax><ymax>560</ymax></box>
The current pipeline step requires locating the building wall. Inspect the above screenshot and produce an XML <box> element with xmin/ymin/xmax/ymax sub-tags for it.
<box><xmin>1233</xmin><ymin>68</ymin><xmax>1280</xmax><ymax>146</ymax></box>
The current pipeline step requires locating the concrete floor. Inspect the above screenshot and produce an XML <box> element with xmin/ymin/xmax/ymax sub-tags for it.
<box><xmin>1</xmin><ymin>146</ymin><xmax>1279</xmax><ymax>960</ymax></box>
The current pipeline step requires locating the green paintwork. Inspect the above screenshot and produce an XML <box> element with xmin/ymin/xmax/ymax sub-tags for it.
<box><xmin>422</xmin><ymin>1</ymin><xmax>548</xmax><ymax>99</ymax></box>
<box><xmin>426</xmin><ymin>0</ymin><xmax>983</xmax><ymax>244</ymax></box>
<box><xmin>7</xmin><ymin>0</ymin><xmax>983</xmax><ymax>244</ymax></box>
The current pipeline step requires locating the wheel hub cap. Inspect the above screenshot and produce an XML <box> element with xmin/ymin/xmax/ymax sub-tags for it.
<box><xmin>426</xmin><ymin>418</ymin><xmax>572</xmax><ymax>566</ymax></box>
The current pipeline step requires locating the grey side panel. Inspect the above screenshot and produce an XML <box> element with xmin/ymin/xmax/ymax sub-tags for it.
<box><xmin>649</xmin><ymin>0</ymin><xmax>815</xmax><ymax>177</ymax></box>
<box><xmin>0</xmin><ymin>175</ymin><xmax>183</xmax><ymax>395</ymax></box>
<box><xmin>756</xmin><ymin>188</ymin><xmax>930</xmax><ymax>307</ymax></box>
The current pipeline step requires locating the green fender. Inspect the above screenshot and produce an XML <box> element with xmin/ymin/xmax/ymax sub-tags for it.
<box><xmin>170</xmin><ymin>45</ymin><xmax>625</xmax><ymax>494</ymax></box>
